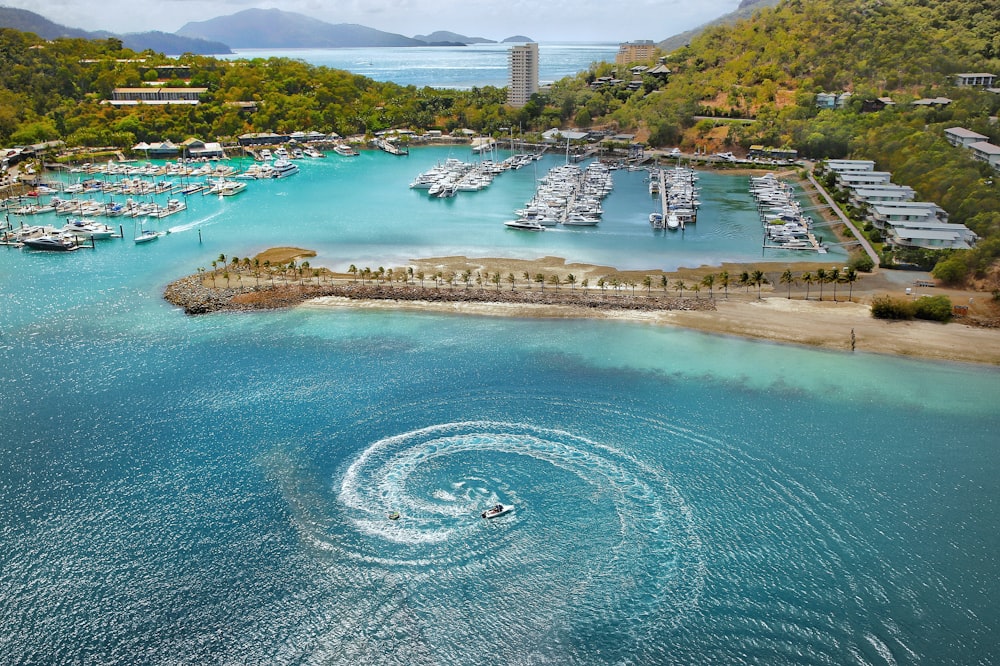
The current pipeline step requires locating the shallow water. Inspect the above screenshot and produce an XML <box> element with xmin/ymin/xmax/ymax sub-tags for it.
<box><xmin>1</xmin><ymin>149</ymin><xmax>997</xmax><ymax>664</ymax></box>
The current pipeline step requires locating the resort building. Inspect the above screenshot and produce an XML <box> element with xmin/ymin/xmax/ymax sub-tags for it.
<box><xmin>815</xmin><ymin>92</ymin><xmax>852</xmax><ymax>109</ymax></box>
<box><xmin>108</xmin><ymin>87</ymin><xmax>206</xmax><ymax>106</ymax></box>
<box><xmin>616</xmin><ymin>40</ymin><xmax>656</xmax><ymax>65</ymax></box>
<box><xmin>968</xmin><ymin>141</ymin><xmax>1000</xmax><ymax>169</ymax></box>
<box><xmin>849</xmin><ymin>184</ymin><xmax>916</xmax><ymax>207</ymax></box>
<box><xmin>835</xmin><ymin>171</ymin><xmax>893</xmax><ymax>188</ymax></box>
<box><xmin>954</xmin><ymin>73</ymin><xmax>996</xmax><ymax>87</ymax></box>
<box><xmin>507</xmin><ymin>43</ymin><xmax>539</xmax><ymax>108</ymax></box>
<box><xmin>944</xmin><ymin>127</ymin><xmax>989</xmax><ymax>148</ymax></box>
<box><xmin>180</xmin><ymin>138</ymin><xmax>225</xmax><ymax>159</ymax></box>
<box><xmin>824</xmin><ymin>159</ymin><xmax>876</xmax><ymax>173</ymax></box>
<box><xmin>884</xmin><ymin>219</ymin><xmax>978</xmax><ymax>250</ymax></box>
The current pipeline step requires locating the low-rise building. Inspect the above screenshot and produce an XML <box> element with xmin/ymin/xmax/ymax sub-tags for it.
<box><xmin>885</xmin><ymin>219</ymin><xmax>977</xmax><ymax>250</ymax></box>
<box><xmin>815</xmin><ymin>92</ymin><xmax>852</xmax><ymax>109</ymax></box>
<box><xmin>849</xmin><ymin>184</ymin><xmax>916</xmax><ymax>207</ymax></box>
<box><xmin>945</xmin><ymin>127</ymin><xmax>989</xmax><ymax>148</ymax></box>
<box><xmin>109</xmin><ymin>87</ymin><xmax>206</xmax><ymax>105</ymax></box>
<box><xmin>869</xmin><ymin>201</ymin><xmax>948</xmax><ymax>230</ymax></box>
<box><xmin>181</xmin><ymin>138</ymin><xmax>225</xmax><ymax>159</ymax></box>
<box><xmin>836</xmin><ymin>171</ymin><xmax>893</xmax><ymax>188</ymax></box>
<box><xmin>824</xmin><ymin>159</ymin><xmax>876</xmax><ymax>173</ymax></box>
<box><xmin>954</xmin><ymin>72</ymin><xmax>996</xmax><ymax>87</ymax></box>
<box><xmin>968</xmin><ymin>141</ymin><xmax>1000</xmax><ymax>169</ymax></box>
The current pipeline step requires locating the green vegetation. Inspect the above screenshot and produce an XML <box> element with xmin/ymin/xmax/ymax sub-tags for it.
<box><xmin>871</xmin><ymin>294</ymin><xmax>953</xmax><ymax>321</ymax></box>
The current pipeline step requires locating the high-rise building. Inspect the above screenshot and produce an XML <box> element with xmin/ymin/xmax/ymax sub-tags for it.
<box><xmin>616</xmin><ymin>40</ymin><xmax>656</xmax><ymax>65</ymax></box>
<box><xmin>507</xmin><ymin>43</ymin><xmax>539</xmax><ymax>108</ymax></box>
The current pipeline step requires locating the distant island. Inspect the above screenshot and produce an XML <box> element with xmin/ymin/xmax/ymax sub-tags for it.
<box><xmin>178</xmin><ymin>8</ymin><xmax>532</xmax><ymax>49</ymax></box>
<box><xmin>0</xmin><ymin>7</ymin><xmax>231</xmax><ymax>55</ymax></box>
<box><xmin>0</xmin><ymin>6</ymin><xmax>534</xmax><ymax>53</ymax></box>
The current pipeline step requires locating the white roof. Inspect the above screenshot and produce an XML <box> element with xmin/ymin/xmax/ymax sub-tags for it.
<box><xmin>969</xmin><ymin>141</ymin><xmax>1000</xmax><ymax>155</ymax></box>
<box><xmin>945</xmin><ymin>127</ymin><xmax>988</xmax><ymax>139</ymax></box>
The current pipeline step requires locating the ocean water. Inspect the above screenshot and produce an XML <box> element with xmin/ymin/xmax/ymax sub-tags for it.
<box><xmin>218</xmin><ymin>43</ymin><xmax>620</xmax><ymax>88</ymax></box>
<box><xmin>1</xmin><ymin>148</ymin><xmax>998</xmax><ymax>664</ymax></box>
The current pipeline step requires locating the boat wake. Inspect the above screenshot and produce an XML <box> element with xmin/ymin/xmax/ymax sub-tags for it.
<box><xmin>296</xmin><ymin>420</ymin><xmax>708</xmax><ymax>646</ymax></box>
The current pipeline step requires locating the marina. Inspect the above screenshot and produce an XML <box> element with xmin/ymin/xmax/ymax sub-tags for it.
<box><xmin>750</xmin><ymin>173</ymin><xmax>827</xmax><ymax>253</ymax></box>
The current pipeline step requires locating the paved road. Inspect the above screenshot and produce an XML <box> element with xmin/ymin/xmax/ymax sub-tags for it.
<box><xmin>806</xmin><ymin>169</ymin><xmax>881</xmax><ymax>268</ymax></box>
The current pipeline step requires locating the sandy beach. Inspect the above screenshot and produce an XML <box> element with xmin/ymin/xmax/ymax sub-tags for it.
<box><xmin>167</xmin><ymin>252</ymin><xmax>1000</xmax><ymax>366</ymax></box>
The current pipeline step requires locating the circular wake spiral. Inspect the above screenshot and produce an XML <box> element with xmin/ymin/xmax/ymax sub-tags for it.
<box><xmin>320</xmin><ymin>420</ymin><xmax>705</xmax><ymax>640</ymax></box>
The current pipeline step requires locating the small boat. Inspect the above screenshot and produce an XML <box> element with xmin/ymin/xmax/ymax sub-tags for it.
<box><xmin>387</xmin><ymin>511</ymin><xmax>400</xmax><ymax>520</ymax></box>
<box><xmin>134</xmin><ymin>229</ymin><xmax>162</xmax><ymax>244</ymax></box>
<box><xmin>334</xmin><ymin>143</ymin><xmax>359</xmax><ymax>157</ymax></box>
<box><xmin>481</xmin><ymin>503</ymin><xmax>513</xmax><ymax>519</ymax></box>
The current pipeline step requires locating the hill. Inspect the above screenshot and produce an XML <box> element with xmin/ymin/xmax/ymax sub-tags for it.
<box><xmin>657</xmin><ymin>0</ymin><xmax>781</xmax><ymax>53</ymax></box>
<box><xmin>177</xmin><ymin>8</ymin><xmax>430</xmax><ymax>48</ymax></box>
<box><xmin>413</xmin><ymin>31</ymin><xmax>495</xmax><ymax>45</ymax></box>
<box><xmin>0</xmin><ymin>6</ymin><xmax>231</xmax><ymax>54</ymax></box>
<box><xmin>502</xmin><ymin>35</ymin><xmax>535</xmax><ymax>43</ymax></box>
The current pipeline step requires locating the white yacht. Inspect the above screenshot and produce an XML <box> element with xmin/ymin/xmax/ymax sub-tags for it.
<box><xmin>271</xmin><ymin>159</ymin><xmax>299</xmax><ymax>178</ymax></box>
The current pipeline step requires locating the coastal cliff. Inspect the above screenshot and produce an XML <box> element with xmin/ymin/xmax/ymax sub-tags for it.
<box><xmin>163</xmin><ymin>275</ymin><xmax>716</xmax><ymax>316</ymax></box>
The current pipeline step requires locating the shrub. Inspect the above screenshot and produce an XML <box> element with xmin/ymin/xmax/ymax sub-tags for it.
<box><xmin>871</xmin><ymin>295</ymin><xmax>914</xmax><ymax>320</ymax></box>
<box><xmin>848</xmin><ymin>254</ymin><xmax>875</xmax><ymax>273</ymax></box>
<box><xmin>912</xmin><ymin>295</ymin><xmax>952</xmax><ymax>322</ymax></box>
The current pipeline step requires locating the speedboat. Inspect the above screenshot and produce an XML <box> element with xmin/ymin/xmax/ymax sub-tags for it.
<box><xmin>23</xmin><ymin>234</ymin><xmax>79</xmax><ymax>251</ymax></box>
<box><xmin>504</xmin><ymin>219</ymin><xmax>544</xmax><ymax>231</ymax></box>
<box><xmin>387</xmin><ymin>511</ymin><xmax>400</xmax><ymax>520</ymax></box>
<box><xmin>481</xmin><ymin>503</ymin><xmax>513</xmax><ymax>519</ymax></box>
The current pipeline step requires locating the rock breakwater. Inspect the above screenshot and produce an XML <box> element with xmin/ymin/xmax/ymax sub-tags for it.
<box><xmin>164</xmin><ymin>275</ymin><xmax>717</xmax><ymax>316</ymax></box>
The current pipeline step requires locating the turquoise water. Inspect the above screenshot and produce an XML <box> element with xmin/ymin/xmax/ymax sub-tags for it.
<box><xmin>1</xmin><ymin>148</ymin><xmax>998</xmax><ymax>664</ymax></box>
<box><xmin>218</xmin><ymin>43</ymin><xmax>620</xmax><ymax>88</ymax></box>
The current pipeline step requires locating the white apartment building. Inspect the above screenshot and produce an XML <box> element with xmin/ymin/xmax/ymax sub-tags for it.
<box><xmin>507</xmin><ymin>43</ymin><xmax>539</xmax><ymax>108</ymax></box>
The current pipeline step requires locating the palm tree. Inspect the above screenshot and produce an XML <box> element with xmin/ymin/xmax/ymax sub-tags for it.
<box><xmin>779</xmin><ymin>269</ymin><xmax>795</xmax><ymax>299</ymax></box>
<box><xmin>719</xmin><ymin>270</ymin><xmax>730</xmax><ymax>299</ymax></box>
<box><xmin>210</xmin><ymin>260</ymin><xmax>218</xmax><ymax>287</ymax></box>
<box><xmin>597</xmin><ymin>277</ymin><xmax>606</xmax><ymax>293</ymax></box>
<box><xmin>349</xmin><ymin>264</ymin><xmax>358</xmax><ymax>282</ymax></box>
<box><xmin>548</xmin><ymin>274</ymin><xmax>561</xmax><ymax>289</ymax></box>
<box><xmin>264</xmin><ymin>260</ymin><xmax>273</xmax><ymax>286</ymax></box>
<box><xmin>434</xmin><ymin>271</ymin><xmax>443</xmax><ymax>288</ymax></box>
<box><xmin>815</xmin><ymin>268</ymin><xmax>827</xmax><ymax>301</ymax></box>
<box><xmin>416</xmin><ymin>270</ymin><xmax>425</xmax><ymax>288</ymax></box>
<box><xmin>535</xmin><ymin>273</ymin><xmax>545</xmax><ymax>289</ymax></box>
<box><xmin>829</xmin><ymin>268</ymin><xmax>841</xmax><ymax>302</ymax></box>
<box><xmin>253</xmin><ymin>258</ymin><xmax>261</xmax><ymax>286</ymax></box>
<box><xmin>523</xmin><ymin>271</ymin><xmax>531</xmax><ymax>288</ymax></box>
<box><xmin>580</xmin><ymin>278</ymin><xmax>589</xmax><ymax>290</ymax></box>
<box><xmin>492</xmin><ymin>272</ymin><xmax>502</xmax><ymax>291</ymax></box>
<box><xmin>660</xmin><ymin>274</ymin><xmax>668</xmax><ymax>294</ymax></box>
<box><xmin>462</xmin><ymin>269</ymin><xmax>472</xmax><ymax>289</ymax></box>
<box><xmin>844</xmin><ymin>267</ymin><xmax>858</xmax><ymax>301</ymax></box>
<box><xmin>801</xmin><ymin>272</ymin><xmax>813</xmax><ymax>300</ymax></box>
<box><xmin>566</xmin><ymin>273</ymin><xmax>576</xmax><ymax>290</ymax></box>
<box><xmin>507</xmin><ymin>272</ymin><xmax>516</xmax><ymax>291</ymax></box>
<box><xmin>701</xmin><ymin>273</ymin><xmax>715</xmax><ymax>299</ymax></box>
<box><xmin>643</xmin><ymin>275</ymin><xmax>652</xmax><ymax>294</ymax></box>
<box><xmin>691</xmin><ymin>283</ymin><xmax>701</xmax><ymax>299</ymax></box>
<box><xmin>385</xmin><ymin>267</ymin><xmax>394</xmax><ymax>285</ymax></box>
<box><xmin>739</xmin><ymin>271</ymin><xmax>751</xmax><ymax>293</ymax></box>
<box><xmin>301</xmin><ymin>261</ymin><xmax>311</xmax><ymax>285</ymax></box>
<box><xmin>751</xmin><ymin>269</ymin><xmax>766</xmax><ymax>299</ymax></box>
<box><xmin>407</xmin><ymin>266</ymin><xmax>414</xmax><ymax>284</ymax></box>
<box><xmin>673</xmin><ymin>279</ymin><xmax>686</xmax><ymax>298</ymax></box>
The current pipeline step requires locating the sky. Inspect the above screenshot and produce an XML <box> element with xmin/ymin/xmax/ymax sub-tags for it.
<box><xmin>8</xmin><ymin>0</ymin><xmax>741</xmax><ymax>43</ymax></box>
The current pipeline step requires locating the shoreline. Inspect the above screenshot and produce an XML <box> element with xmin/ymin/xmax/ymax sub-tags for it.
<box><xmin>164</xmin><ymin>257</ymin><xmax>1000</xmax><ymax>366</ymax></box>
